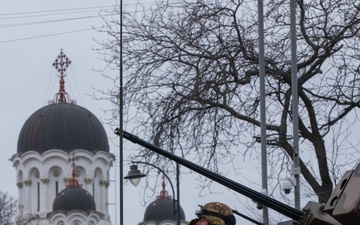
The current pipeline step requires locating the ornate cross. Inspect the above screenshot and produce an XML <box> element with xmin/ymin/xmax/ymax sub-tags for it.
<box><xmin>50</xmin><ymin>49</ymin><xmax>75</xmax><ymax>104</ymax></box>
<box><xmin>52</xmin><ymin>49</ymin><xmax>71</xmax><ymax>75</ymax></box>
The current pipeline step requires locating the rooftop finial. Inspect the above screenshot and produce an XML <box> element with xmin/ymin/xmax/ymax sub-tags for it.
<box><xmin>50</xmin><ymin>49</ymin><xmax>76</xmax><ymax>104</ymax></box>
<box><xmin>67</xmin><ymin>152</ymin><xmax>82</xmax><ymax>188</ymax></box>
<box><xmin>157</xmin><ymin>175</ymin><xmax>171</xmax><ymax>199</ymax></box>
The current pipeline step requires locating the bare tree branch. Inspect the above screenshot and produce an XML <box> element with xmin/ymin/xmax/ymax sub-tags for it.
<box><xmin>95</xmin><ymin>0</ymin><xmax>360</xmax><ymax>207</ymax></box>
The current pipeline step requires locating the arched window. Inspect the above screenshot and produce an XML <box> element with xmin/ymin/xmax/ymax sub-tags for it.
<box><xmin>37</xmin><ymin>182</ymin><xmax>40</xmax><ymax>212</ymax></box>
<box><xmin>29</xmin><ymin>168</ymin><xmax>40</xmax><ymax>213</ymax></box>
<box><xmin>72</xmin><ymin>220</ymin><xmax>81</xmax><ymax>225</ymax></box>
<box><xmin>55</xmin><ymin>181</ymin><xmax>59</xmax><ymax>195</ymax></box>
<box><xmin>50</xmin><ymin>167</ymin><xmax>62</xmax><ymax>198</ymax></box>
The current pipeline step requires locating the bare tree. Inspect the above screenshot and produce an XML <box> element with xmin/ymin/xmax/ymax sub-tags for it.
<box><xmin>0</xmin><ymin>192</ymin><xmax>17</xmax><ymax>225</ymax></box>
<box><xmin>96</xmin><ymin>0</ymin><xmax>360</xmax><ymax>206</ymax></box>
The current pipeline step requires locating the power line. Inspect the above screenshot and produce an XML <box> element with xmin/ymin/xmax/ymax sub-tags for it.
<box><xmin>0</xmin><ymin>6</ymin><xmax>118</xmax><ymax>43</ymax></box>
<box><xmin>0</xmin><ymin>5</ymin><xmax>114</xmax><ymax>17</ymax></box>
<box><xmin>0</xmin><ymin>13</ymin><xmax>117</xmax><ymax>29</ymax></box>
<box><xmin>0</xmin><ymin>1</ymin><xmax>182</xmax><ymax>21</ymax></box>
<box><xmin>0</xmin><ymin>9</ymin><xmax>112</xmax><ymax>21</ymax></box>
<box><xmin>0</xmin><ymin>0</ymin><xmax>184</xmax><ymax>29</ymax></box>
<box><xmin>0</xmin><ymin>28</ymin><xmax>95</xmax><ymax>44</ymax></box>
<box><xmin>0</xmin><ymin>0</ymin><xmax>183</xmax><ymax>42</ymax></box>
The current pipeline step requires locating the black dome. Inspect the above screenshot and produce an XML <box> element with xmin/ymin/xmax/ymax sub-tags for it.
<box><xmin>17</xmin><ymin>103</ymin><xmax>109</xmax><ymax>154</ymax></box>
<box><xmin>143</xmin><ymin>197</ymin><xmax>186</xmax><ymax>222</ymax></box>
<box><xmin>53</xmin><ymin>186</ymin><xmax>96</xmax><ymax>211</ymax></box>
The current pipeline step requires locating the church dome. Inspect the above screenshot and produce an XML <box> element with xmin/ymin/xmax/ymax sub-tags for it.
<box><xmin>142</xmin><ymin>179</ymin><xmax>186</xmax><ymax>223</ymax></box>
<box><xmin>17</xmin><ymin>103</ymin><xmax>109</xmax><ymax>155</ymax></box>
<box><xmin>144</xmin><ymin>197</ymin><xmax>186</xmax><ymax>222</ymax></box>
<box><xmin>53</xmin><ymin>186</ymin><xmax>96</xmax><ymax>211</ymax></box>
<box><xmin>53</xmin><ymin>153</ymin><xmax>96</xmax><ymax>212</ymax></box>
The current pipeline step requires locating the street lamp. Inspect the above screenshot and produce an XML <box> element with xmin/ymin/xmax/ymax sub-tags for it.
<box><xmin>124</xmin><ymin>161</ymin><xmax>181</xmax><ymax>225</ymax></box>
<box><xmin>124</xmin><ymin>164</ymin><xmax>146</xmax><ymax>186</ymax></box>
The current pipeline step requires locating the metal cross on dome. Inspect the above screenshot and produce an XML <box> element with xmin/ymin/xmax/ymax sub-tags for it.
<box><xmin>67</xmin><ymin>152</ymin><xmax>82</xmax><ymax>188</ymax></box>
<box><xmin>52</xmin><ymin>49</ymin><xmax>71</xmax><ymax>75</ymax></box>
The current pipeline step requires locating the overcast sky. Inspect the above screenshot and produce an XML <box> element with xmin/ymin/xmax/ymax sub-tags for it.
<box><xmin>0</xmin><ymin>1</ymin><xmax>282</xmax><ymax>225</ymax></box>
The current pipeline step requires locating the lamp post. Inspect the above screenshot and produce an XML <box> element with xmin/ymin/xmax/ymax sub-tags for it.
<box><xmin>257</xmin><ymin>0</ymin><xmax>268</xmax><ymax>223</ymax></box>
<box><xmin>290</xmin><ymin>0</ymin><xmax>301</xmax><ymax>211</ymax></box>
<box><xmin>124</xmin><ymin>161</ymin><xmax>181</xmax><ymax>225</ymax></box>
<box><xmin>119</xmin><ymin>0</ymin><xmax>124</xmax><ymax>224</ymax></box>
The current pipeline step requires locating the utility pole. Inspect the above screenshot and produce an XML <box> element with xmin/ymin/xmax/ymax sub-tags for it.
<box><xmin>290</xmin><ymin>0</ymin><xmax>301</xmax><ymax>210</ymax></box>
<box><xmin>119</xmin><ymin>0</ymin><xmax>124</xmax><ymax>224</ymax></box>
<box><xmin>257</xmin><ymin>0</ymin><xmax>269</xmax><ymax>224</ymax></box>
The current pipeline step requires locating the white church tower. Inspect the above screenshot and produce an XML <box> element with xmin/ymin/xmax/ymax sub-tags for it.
<box><xmin>10</xmin><ymin>50</ymin><xmax>114</xmax><ymax>225</ymax></box>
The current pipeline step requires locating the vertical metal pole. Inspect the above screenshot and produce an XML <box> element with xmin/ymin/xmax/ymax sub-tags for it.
<box><xmin>257</xmin><ymin>0</ymin><xmax>268</xmax><ymax>224</ymax></box>
<box><xmin>290</xmin><ymin>0</ymin><xmax>300</xmax><ymax>210</ymax></box>
<box><xmin>119</xmin><ymin>0</ymin><xmax>124</xmax><ymax>224</ymax></box>
<box><xmin>114</xmin><ymin>161</ymin><xmax>118</xmax><ymax>225</ymax></box>
<box><xmin>176</xmin><ymin>163</ymin><xmax>181</xmax><ymax>225</ymax></box>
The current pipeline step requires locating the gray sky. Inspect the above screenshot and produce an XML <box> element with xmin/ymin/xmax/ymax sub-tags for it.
<box><xmin>0</xmin><ymin>1</ymin><xmax>276</xmax><ymax>225</ymax></box>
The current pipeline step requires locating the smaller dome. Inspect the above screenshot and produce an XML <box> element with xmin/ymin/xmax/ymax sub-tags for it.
<box><xmin>53</xmin><ymin>187</ymin><xmax>96</xmax><ymax>211</ymax></box>
<box><xmin>142</xmin><ymin>179</ymin><xmax>185</xmax><ymax>223</ymax></box>
<box><xmin>144</xmin><ymin>197</ymin><xmax>186</xmax><ymax>222</ymax></box>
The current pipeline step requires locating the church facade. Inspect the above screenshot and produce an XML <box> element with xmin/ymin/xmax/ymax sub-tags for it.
<box><xmin>10</xmin><ymin>50</ymin><xmax>115</xmax><ymax>225</ymax></box>
<box><xmin>10</xmin><ymin>49</ymin><xmax>188</xmax><ymax>225</ymax></box>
